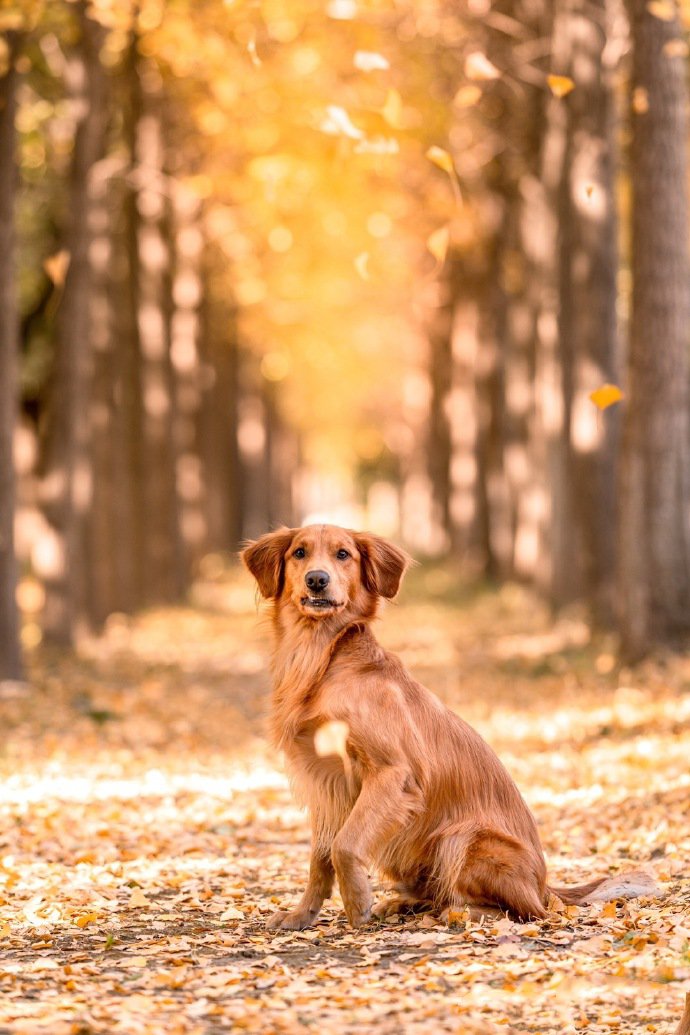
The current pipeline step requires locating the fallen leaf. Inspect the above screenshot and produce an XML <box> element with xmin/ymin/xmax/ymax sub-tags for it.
<box><xmin>75</xmin><ymin>912</ymin><xmax>98</xmax><ymax>928</ymax></box>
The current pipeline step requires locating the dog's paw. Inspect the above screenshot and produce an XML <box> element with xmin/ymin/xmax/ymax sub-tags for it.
<box><xmin>266</xmin><ymin>908</ymin><xmax>315</xmax><ymax>931</ymax></box>
<box><xmin>373</xmin><ymin>894</ymin><xmax>431</xmax><ymax>918</ymax></box>
<box><xmin>344</xmin><ymin>904</ymin><xmax>372</xmax><ymax>928</ymax></box>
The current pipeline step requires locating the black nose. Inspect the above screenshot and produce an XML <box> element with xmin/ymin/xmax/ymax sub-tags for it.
<box><xmin>305</xmin><ymin>570</ymin><xmax>330</xmax><ymax>593</ymax></box>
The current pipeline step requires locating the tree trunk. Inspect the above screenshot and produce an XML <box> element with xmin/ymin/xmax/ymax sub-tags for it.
<box><xmin>618</xmin><ymin>0</ymin><xmax>690</xmax><ymax>656</ymax></box>
<box><xmin>556</xmin><ymin>0</ymin><xmax>620</xmax><ymax>623</ymax></box>
<box><xmin>40</xmin><ymin>5</ymin><xmax>109</xmax><ymax>643</ymax></box>
<box><xmin>0</xmin><ymin>33</ymin><xmax>23</xmax><ymax>679</ymax></box>
<box><xmin>427</xmin><ymin>267</ymin><xmax>455</xmax><ymax>550</ymax></box>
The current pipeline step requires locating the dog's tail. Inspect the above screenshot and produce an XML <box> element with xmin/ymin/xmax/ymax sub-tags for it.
<box><xmin>548</xmin><ymin>869</ymin><xmax>659</xmax><ymax>906</ymax></box>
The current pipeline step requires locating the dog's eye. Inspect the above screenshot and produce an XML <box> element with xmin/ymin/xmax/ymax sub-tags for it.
<box><xmin>293</xmin><ymin>547</ymin><xmax>306</xmax><ymax>559</ymax></box>
<box><xmin>336</xmin><ymin>549</ymin><xmax>350</xmax><ymax>561</ymax></box>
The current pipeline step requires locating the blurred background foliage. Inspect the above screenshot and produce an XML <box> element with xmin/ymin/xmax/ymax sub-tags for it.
<box><xmin>1</xmin><ymin>0</ymin><xmax>690</xmax><ymax>673</ymax></box>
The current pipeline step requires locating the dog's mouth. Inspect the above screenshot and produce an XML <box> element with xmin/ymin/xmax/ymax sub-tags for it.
<box><xmin>300</xmin><ymin>596</ymin><xmax>344</xmax><ymax>613</ymax></box>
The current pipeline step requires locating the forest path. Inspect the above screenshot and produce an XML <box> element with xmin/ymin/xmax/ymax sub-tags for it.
<box><xmin>1</xmin><ymin>566</ymin><xmax>689</xmax><ymax>1033</ymax></box>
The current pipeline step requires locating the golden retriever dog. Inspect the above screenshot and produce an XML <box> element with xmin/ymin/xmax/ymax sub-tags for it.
<box><xmin>242</xmin><ymin>524</ymin><xmax>655</xmax><ymax>930</ymax></box>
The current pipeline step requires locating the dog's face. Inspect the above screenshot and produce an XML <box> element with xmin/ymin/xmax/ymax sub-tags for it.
<box><xmin>242</xmin><ymin>524</ymin><xmax>410</xmax><ymax>621</ymax></box>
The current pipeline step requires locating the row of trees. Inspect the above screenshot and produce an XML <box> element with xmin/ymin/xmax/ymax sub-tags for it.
<box><xmin>1</xmin><ymin>0</ymin><xmax>689</xmax><ymax>680</ymax></box>
<box><xmin>425</xmin><ymin>0</ymin><xmax>690</xmax><ymax>656</ymax></box>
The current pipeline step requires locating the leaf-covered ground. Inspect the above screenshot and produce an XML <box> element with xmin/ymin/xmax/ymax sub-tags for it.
<box><xmin>1</xmin><ymin>565</ymin><xmax>689</xmax><ymax>1033</ymax></box>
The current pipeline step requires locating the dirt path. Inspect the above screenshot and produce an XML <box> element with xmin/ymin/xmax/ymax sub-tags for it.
<box><xmin>1</xmin><ymin>567</ymin><xmax>689</xmax><ymax>1033</ymax></box>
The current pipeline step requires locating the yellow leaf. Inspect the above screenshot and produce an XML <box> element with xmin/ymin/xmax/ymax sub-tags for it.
<box><xmin>426</xmin><ymin>226</ymin><xmax>449</xmax><ymax>264</ymax></box>
<box><xmin>219</xmin><ymin>906</ymin><xmax>244</xmax><ymax>921</ymax></box>
<box><xmin>75</xmin><ymin>912</ymin><xmax>98</xmax><ymax>928</ymax></box>
<box><xmin>647</xmin><ymin>0</ymin><xmax>676</xmax><ymax>19</ymax></box>
<box><xmin>381</xmin><ymin>88</ymin><xmax>402</xmax><ymax>128</ymax></box>
<box><xmin>547</xmin><ymin>893</ymin><xmax>566</xmax><ymax>913</ymax></box>
<box><xmin>43</xmin><ymin>250</ymin><xmax>70</xmax><ymax>286</ymax></box>
<box><xmin>320</xmin><ymin>105</ymin><xmax>363</xmax><ymax>140</ymax></box>
<box><xmin>547</xmin><ymin>74</ymin><xmax>575</xmax><ymax>98</ymax></box>
<box><xmin>601</xmin><ymin>900</ymin><xmax>618</xmax><ymax>918</ymax></box>
<box><xmin>354</xmin><ymin>50</ymin><xmax>389</xmax><ymax>72</ymax></box>
<box><xmin>354</xmin><ymin>252</ymin><xmax>370</xmax><ymax>280</ymax></box>
<box><xmin>453</xmin><ymin>84</ymin><xmax>482</xmax><ymax>108</ymax></box>
<box><xmin>426</xmin><ymin>145</ymin><xmax>454</xmax><ymax>175</ymax></box>
<box><xmin>128</xmin><ymin>888</ymin><xmax>149</xmax><ymax>908</ymax></box>
<box><xmin>464</xmin><ymin>51</ymin><xmax>500</xmax><ymax>81</ymax></box>
<box><xmin>663</xmin><ymin>38</ymin><xmax>689</xmax><ymax>56</ymax></box>
<box><xmin>0</xmin><ymin>922</ymin><xmax>10</xmax><ymax>938</ymax></box>
<box><xmin>632</xmin><ymin>86</ymin><xmax>650</xmax><ymax>114</ymax></box>
<box><xmin>121</xmin><ymin>955</ymin><xmax>149</xmax><ymax>968</ymax></box>
<box><xmin>247</xmin><ymin>35</ymin><xmax>261</xmax><ymax>67</ymax></box>
<box><xmin>314</xmin><ymin>720</ymin><xmax>349</xmax><ymax>760</ymax></box>
<box><xmin>589</xmin><ymin>383</ymin><xmax>624</xmax><ymax>410</ymax></box>
<box><xmin>446</xmin><ymin>909</ymin><xmax>465</xmax><ymax>927</ymax></box>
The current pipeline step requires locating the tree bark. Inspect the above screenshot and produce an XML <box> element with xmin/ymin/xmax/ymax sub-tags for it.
<box><xmin>0</xmin><ymin>33</ymin><xmax>23</xmax><ymax>679</ymax></box>
<box><xmin>618</xmin><ymin>0</ymin><xmax>690</xmax><ymax>656</ymax></box>
<box><xmin>556</xmin><ymin>0</ymin><xmax>620</xmax><ymax>623</ymax></box>
<box><xmin>40</xmin><ymin>4</ymin><xmax>109</xmax><ymax>642</ymax></box>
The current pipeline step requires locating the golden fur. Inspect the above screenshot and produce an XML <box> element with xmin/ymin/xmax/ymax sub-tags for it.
<box><xmin>242</xmin><ymin>524</ymin><xmax>654</xmax><ymax>930</ymax></box>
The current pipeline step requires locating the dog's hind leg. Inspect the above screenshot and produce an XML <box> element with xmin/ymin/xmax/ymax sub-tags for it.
<box><xmin>435</xmin><ymin>824</ymin><xmax>548</xmax><ymax>921</ymax></box>
<box><xmin>373</xmin><ymin>883</ymin><xmax>434</xmax><ymax>918</ymax></box>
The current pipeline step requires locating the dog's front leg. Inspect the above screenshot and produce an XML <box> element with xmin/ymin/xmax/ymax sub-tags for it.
<box><xmin>332</xmin><ymin>765</ymin><xmax>409</xmax><ymax>928</ymax></box>
<box><xmin>266</xmin><ymin>843</ymin><xmax>334</xmax><ymax>931</ymax></box>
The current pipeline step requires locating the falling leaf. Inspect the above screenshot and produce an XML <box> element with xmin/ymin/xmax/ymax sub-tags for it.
<box><xmin>663</xmin><ymin>38</ymin><xmax>689</xmax><ymax>57</ymax></box>
<box><xmin>464</xmin><ymin>51</ymin><xmax>500</xmax><ymax>81</ymax></box>
<box><xmin>632</xmin><ymin>86</ymin><xmax>650</xmax><ymax>113</ymax></box>
<box><xmin>326</xmin><ymin>0</ymin><xmax>357</xmax><ymax>18</ymax></box>
<box><xmin>453</xmin><ymin>84</ymin><xmax>482</xmax><ymax>108</ymax></box>
<box><xmin>426</xmin><ymin>145</ymin><xmax>454</xmax><ymax>175</ymax></box>
<box><xmin>319</xmin><ymin>105</ymin><xmax>364</xmax><ymax>140</ymax></box>
<box><xmin>354</xmin><ymin>252</ymin><xmax>370</xmax><ymax>280</ymax></box>
<box><xmin>647</xmin><ymin>0</ymin><xmax>676</xmax><ymax>19</ymax></box>
<box><xmin>381</xmin><ymin>88</ymin><xmax>403</xmax><ymax>128</ymax></box>
<box><xmin>43</xmin><ymin>250</ymin><xmax>70</xmax><ymax>286</ymax></box>
<box><xmin>426</xmin><ymin>226</ymin><xmax>449</xmax><ymax>265</ymax></box>
<box><xmin>547</xmin><ymin>74</ymin><xmax>575</xmax><ymax>98</ymax></box>
<box><xmin>589</xmin><ymin>383</ymin><xmax>624</xmax><ymax>410</ymax></box>
<box><xmin>354</xmin><ymin>137</ymin><xmax>399</xmax><ymax>155</ymax></box>
<box><xmin>247</xmin><ymin>36</ymin><xmax>261</xmax><ymax>68</ymax></box>
<box><xmin>314</xmin><ymin>720</ymin><xmax>349</xmax><ymax>760</ymax></box>
<box><xmin>354</xmin><ymin>50</ymin><xmax>389</xmax><ymax>72</ymax></box>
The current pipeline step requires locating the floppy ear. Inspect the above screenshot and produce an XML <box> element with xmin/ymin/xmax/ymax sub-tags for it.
<box><xmin>241</xmin><ymin>527</ymin><xmax>297</xmax><ymax>599</ymax></box>
<box><xmin>356</xmin><ymin>533</ymin><xmax>412</xmax><ymax>599</ymax></box>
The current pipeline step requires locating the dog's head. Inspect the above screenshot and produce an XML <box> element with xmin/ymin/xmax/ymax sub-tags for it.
<box><xmin>241</xmin><ymin>524</ymin><xmax>411</xmax><ymax>621</ymax></box>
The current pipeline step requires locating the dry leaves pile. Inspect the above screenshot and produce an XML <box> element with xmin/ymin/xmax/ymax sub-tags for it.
<box><xmin>1</xmin><ymin>567</ymin><xmax>689</xmax><ymax>1033</ymax></box>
